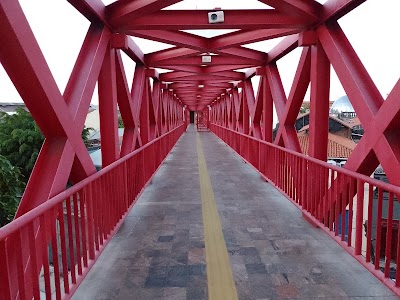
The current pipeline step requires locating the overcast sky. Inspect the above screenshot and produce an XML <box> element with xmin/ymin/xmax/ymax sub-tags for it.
<box><xmin>0</xmin><ymin>0</ymin><xmax>399</xmax><ymax>111</ymax></box>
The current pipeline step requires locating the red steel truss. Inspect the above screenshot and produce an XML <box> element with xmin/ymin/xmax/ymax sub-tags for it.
<box><xmin>1</xmin><ymin>0</ymin><xmax>400</xmax><ymax>298</ymax></box>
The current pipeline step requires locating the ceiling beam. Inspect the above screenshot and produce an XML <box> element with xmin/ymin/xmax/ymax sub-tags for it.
<box><xmin>151</xmin><ymin>55</ymin><xmax>260</xmax><ymax>67</ymax></box>
<box><xmin>160</xmin><ymin>71</ymin><xmax>244</xmax><ymax>81</ymax></box>
<box><xmin>146</xmin><ymin>48</ymin><xmax>200</xmax><ymax>64</ymax></box>
<box><xmin>257</xmin><ymin>0</ymin><xmax>322</xmax><ymax>21</ymax></box>
<box><xmin>219</xmin><ymin>47</ymin><xmax>268</xmax><ymax>62</ymax></box>
<box><xmin>67</xmin><ymin>0</ymin><xmax>108</xmax><ymax>25</ymax></box>
<box><xmin>107</xmin><ymin>0</ymin><xmax>182</xmax><ymax>24</ymax></box>
<box><xmin>112</xmin><ymin>9</ymin><xmax>309</xmax><ymax>30</ymax></box>
<box><xmin>209</xmin><ymin>28</ymin><xmax>301</xmax><ymax>50</ymax></box>
<box><xmin>322</xmin><ymin>0</ymin><xmax>367</xmax><ymax>22</ymax></box>
<box><xmin>126</xmin><ymin>30</ymin><xmax>208</xmax><ymax>50</ymax></box>
<box><xmin>111</xmin><ymin>34</ymin><xmax>145</xmax><ymax>64</ymax></box>
<box><xmin>267</xmin><ymin>34</ymin><xmax>299</xmax><ymax>63</ymax></box>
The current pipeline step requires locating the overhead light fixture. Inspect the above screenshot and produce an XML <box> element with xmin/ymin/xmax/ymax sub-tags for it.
<box><xmin>202</xmin><ymin>55</ymin><xmax>212</xmax><ymax>63</ymax></box>
<box><xmin>197</xmin><ymin>95</ymin><xmax>201</xmax><ymax>98</ymax></box>
<box><xmin>198</xmin><ymin>84</ymin><xmax>204</xmax><ymax>88</ymax></box>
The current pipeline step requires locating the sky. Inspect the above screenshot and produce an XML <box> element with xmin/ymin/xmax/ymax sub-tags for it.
<box><xmin>0</xmin><ymin>0</ymin><xmax>399</xmax><ymax>115</ymax></box>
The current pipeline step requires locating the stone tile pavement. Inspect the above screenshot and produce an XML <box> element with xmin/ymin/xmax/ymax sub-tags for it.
<box><xmin>72</xmin><ymin>125</ymin><xmax>397</xmax><ymax>299</ymax></box>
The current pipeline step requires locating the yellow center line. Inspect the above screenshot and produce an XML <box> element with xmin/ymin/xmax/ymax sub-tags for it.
<box><xmin>196</xmin><ymin>133</ymin><xmax>238</xmax><ymax>300</ymax></box>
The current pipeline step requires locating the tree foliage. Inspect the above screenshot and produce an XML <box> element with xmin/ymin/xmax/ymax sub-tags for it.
<box><xmin>0</xmin><ymin>108</ymin><xmax>94</xmax><ymax>226</ymax></box>
<box><xmin>82</xmin><ymin>126</ymin><xmax>94</xmax><ymax>144</ymax></box>
<box><xmin>118</xmin><ymin>115</ymin><xmax>124</xmax><ymax>128</ymax></box>
<box><xmin>0</xmin><ymin>108</ymin><xmax>93</xmax><ymax>181</ymax></box>
<box><xmin>0</xmin><ymin>109</ymin><xmax>44</xmax><ymax>180</ymax></box>
<box><xmin>0</xmin><ymin>155</ymin><xmax>24</xmax><ymax>226</ymax></box>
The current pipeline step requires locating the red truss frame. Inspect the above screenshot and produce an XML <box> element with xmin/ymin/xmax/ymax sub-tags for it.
<box><xmin>1</xmin><ymin>0</ymin><xmax>400</xmax><ymax>298</ymax></box>
<box><xmin>0</xmin><ymin>0</ymin><xmax>396</xmax><ymax>215</ymax></box>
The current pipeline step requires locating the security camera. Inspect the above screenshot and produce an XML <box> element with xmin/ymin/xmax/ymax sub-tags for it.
<box><xmin>208</xmin><ymin>11</ymin><xmax>224</xmax><ymax>24</ymax></box>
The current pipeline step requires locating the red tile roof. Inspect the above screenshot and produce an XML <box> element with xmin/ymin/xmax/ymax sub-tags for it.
<box><xmin>298</xmin><ymin>132</ymin><xmax>356</xmax><ymax>159</ymax></box>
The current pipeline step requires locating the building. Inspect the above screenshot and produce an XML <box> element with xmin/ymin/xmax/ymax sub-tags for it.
<box><xmin>0</xmin><ymin>102</ymin><xmax>28</xmax><ymax>114</ymax></box>
<box><xmin>274</xmin><ymin>95</ymin><xmax>361</xmax><ymax>165</ymax></box>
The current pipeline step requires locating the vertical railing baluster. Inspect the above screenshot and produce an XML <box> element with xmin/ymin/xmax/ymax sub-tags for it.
<box><xmin>375</xmin><ymin>188</ymin><xmax>383</xmax><ymax>269</ymax></box>
<box><xmin>366</xmin><ymin>184</ymin><xmax>374</xmax><ymax>262</ymax></box>
<box><xmin>73</xmin><ymin>193</ymin><xmax>82</xmax><ymax>275</ymax></box>
<box><xmin>57</xmin><ymin>203</ymin><xmax>70</xmax><ymax>294</ymax></box>
<box><xmin>50</xmin><ymin>207</ymin><xmax>62</xmax><ymax>300</ymax></box>
<box><xmin>0</xmin><ymin>239</ymin><xmax>12</xmax><ymax>300</ymax></box>
<box><xmin>355</xmin><ymin>180</ymin><xmax>365</xmax><ymax>255</ymax></box>
<box><xmin>384</xmin><ymin>192</ymin><xmax>394</xmax><ymax>277</ymax></box>
<box><xmin>28</xmin><ymin>222</ymin><xmax>40</xmax><ymax>300</ymax></box>
<box><xmin>40</xmin><ymin>213</ymin><xmax>52</xmax><ymax>299</ymax></box>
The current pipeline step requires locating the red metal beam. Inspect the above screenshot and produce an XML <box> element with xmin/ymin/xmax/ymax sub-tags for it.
<box><xmin>125</xmin><ymin>29</ymin><xmax>270</xmax><ymax>65</ymax></box>
<box><xmin>113</xmin><ymin>9</ymin><xmax>309</xmax><ymax>30</ymax></box>
<box><xmin>98</xmin><ymin>47</ymin><xmax>120</xmax><ymax>167</ymax></box>
<box><xmin>258</xmin><ymin>0</ymin><xmax>322</xmax><ymax>21</ymax></box>
<box><xmin>67</xmin><ymin>0</ymin><xmax>108</xmax><ymax>25</ymax></box>
<box><xmin>262</xmin><ymin>76</ymin><xmax>274</xmax><ymax>142</ymax></box>
<box><xmin>163</xmin><ymin>74</ymin><xmax>244</xmax><ymax>82</ymax></box>
<box><xmin>126</xmin><ymin>30</ymin><xmax>208</xmax><ymax>51</ymax></box>
<box><xmin>156</xmin><ymin>65</ymin><xmax>203</xmax><ymax>74</ymax></box>
<box><xmin>160</xmin><ymin>71</ymin><xmax>200</xmax><ymax>81</ymax></box>
<box><xmin>146</xmin><ymin>47</ymin><xmax>200</xmax><ymax>64</ymax></box>
<box><xmin>322</xmin><ymin>0</ymin><xmax>367</xmax><ymax>22</ymax></box>
<box><xmin>152</xmin><ymin>55</ymin><xmax>260</xmax><ymax>67</ymax></box>
<box><xmin>209</xmin><ymin>28</ymin><xmax>302</xmax><ymax>50</ymax></box>
<box><xmin>317</xmin><ymin>22</ymin><xmax>382</xmax><ymax>126</ymax></box>
<box><xmin>219</xmin><ymin>47</ymin><xmax>268</xmax><ymax>63</ymax></box>
<box><xmin>308</xmin><ymin>42</ymin><xmax>330</xmax><ymax>161</ymax></box>
<box><xmin>115</xmin><ymin>51</ymin><xmax>141</xmax><ymax>157</ymax></box>
<box><xmin>169</xmin><ymin>82</ymin><xmax>233</xmax><ymax>89</ymax></box>
<box><xmin>146</xmin><ymin>46</ymin><xmax>266</xmax><ymax>65</ymax></box>
<box><xmin>267</xmin><ymin>34</ymin><xmax>299</xmax><ymax>63</ymax></box>
<box><xmin>111</xmin><ymin>34</ymin><xmax>145</xmax><ymax>64</ymax></box>
<box><xmin>160</xmin><ymin>71</ymin><xmax>244</xmax><ymax>81</ymax></box>
<box><xmin>266</xmin><ymin>63</ymin><xmax>300</xmax><ymax>150</ymax></box>
<box><xmin>140</xmin><ymin>78</ymin><xmax>151</xmax><ymax>144</ymax></box>
<box><xmin>273</xmin><ymin>47</ymin><xmax>310</xmax><ymax>150</ymax></box>
<box><xmin>0</xmin><ymin>2</ymin><xmax>106</xmax><ymax>215</ymax></box>
<box><xmin>318</xmin><ymin>22</ymin><xmax>400</xmax><ymax>185</ymax></box>
<box><xmin>107</xmin><ymin>0</ymin><xmax>182</xmax><ymax>24</ymax></box>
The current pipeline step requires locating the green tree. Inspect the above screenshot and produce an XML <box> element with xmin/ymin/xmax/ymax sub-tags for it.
<box><xmin>118</xmin><ymin>115</ymin><xmax>124</xmax><ymax>128</ymax></box>
<box><xmin>0</xmin><ymin>155</ymin><xmax>24</xmax><ymax>226</ymax></box>
<box><xmin>0</xmin><ymin>109</ymin><xmax>44</xmax><ymax>180</ymax></box>
<box><xmin>0</xmin><ymin>108</ymin><xmax>93</xmax><ymax>182</ymax></box>
<box><xmin>299</xmin><ymin>106</ymin><xmax>307</xmax><ymax>114</ymax></box>
<box><xmin>82</xmin><ymin>126</ymin><xmax>94</xmax><ymax>145</ymax></box>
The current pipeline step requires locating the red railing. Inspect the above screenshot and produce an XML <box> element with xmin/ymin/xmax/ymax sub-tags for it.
<box><xmin>210</xmin><ymin>123</ymin><xmax>400</xmax><ymax>296</ymax></box>
<box><xmin>0</xmin><ymin>124</ymin><xmax>186</xmax><ymax>300</ymax></box>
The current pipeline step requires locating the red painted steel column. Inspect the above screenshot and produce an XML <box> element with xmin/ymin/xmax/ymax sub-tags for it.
<box><xmin>99</xmin><ymin>46</ymin><xmax>120</xmax><ymax>167</ymax></box>
<box><xmin>242</xmin><ymin>89</ymin><xmax>250</xmax><ymax>135</ymax></box>
<box><xmin>262</xmin><ymin>76</ymin><xmax>274</xmax><ymax>142</ymax></box>
<box><xmin>139</xmin><ymin>76</ymin><xmax>151</xmax><ymax>144</ymax></box>
<box><xmin>308</xmin><ymin>42</ymin><xmax>330</xmax><ymax>161</ymax></box>
<box><xmin>266</xmin><ymin>63</ymin><xmax>287</xmax><ymax>147</ymax></box>
<box><xmin>149</xmin><ymin>80</ymin><xmax>158</xmax><ymax>139</ymax></box>
<box><xmin>115</xmin><ymin>51</ymin><xmax>138</xmax><ymax>157</ymax></box>
<box><xmin>231</xmin><ymin>91</ymin><xmax>237</xmax><ymax>131</ymax></box>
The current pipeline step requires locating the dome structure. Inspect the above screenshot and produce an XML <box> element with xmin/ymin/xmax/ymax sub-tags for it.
<box><xmin>329</xmin><ymin>95</ymin><xmax>355</xmax><ymax>114</ymax></box>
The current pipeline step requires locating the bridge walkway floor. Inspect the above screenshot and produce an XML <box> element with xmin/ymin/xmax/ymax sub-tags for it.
<box><xmin>73</xmin><ymin>125</ymin><xmax>396</xmax><ymax>300</ymax></box>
